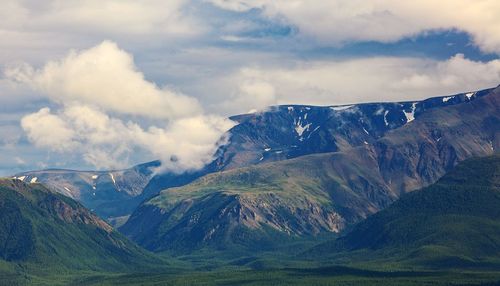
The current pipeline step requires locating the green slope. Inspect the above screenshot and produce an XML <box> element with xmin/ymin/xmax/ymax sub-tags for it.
<box><xmin>120</xmin><ymin>154</ymin><xmax>369</xmax><ymax>253</ymax></box>
<box><xmin>309</xmin><ymin>155</ymin><xmax>500</xmax><ymax>268</ymax></box>
<box><xmin>0</xmin><ymin>179</ymin><xmax>162</xmax><ymax>284</ymax></box>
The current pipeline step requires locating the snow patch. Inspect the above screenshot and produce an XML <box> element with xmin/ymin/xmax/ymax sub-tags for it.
<box><xmin>307</xmin><ymin>126</ymin><xmax>321</xmax><ymax>139</ymax></box>
<box><xmin>442</xmin><ymin>96</ymin><xmax>454</xmax><ymax>102</ymax></box>
<box><xmin>330</xmin><ymin>105</ymin><xmax>354</xmax><ymax>111</ymax></box>
<box><xmin>294</xmin><ymin>117</ymin><xmax>311</xmax><ymax>137</ymax></box>
<box><xmin>63</xmin><ymin>187</ymin><xmax>71</xmax><ymax>193</ymax></box>
<box><xmin>465</xmin><ymin>92</ymin><xmax>475</xmax><ymax>100</ymax></box>
<box><xmin>295</xmin><ymin>123</ymin><xmax>311</xmax><ymax>137</ymax></box>
<box><xmin>30</xmin><ymin>177</ymin><xmax>37</xmax><ymax>183</ymax></box>
<box><xmin>17</xmin><ymin>176</ymin><xmax>26</xmax><ymax>181</ymax></box>
<box><xmin>287</xmin><ymin>106</ymin><xmax>294</xmax><ymax>112</ymax></box>
<box><xmin>109</xmin><ymin>173</ymin><xmax>116</xmax><ymax>185</ymax></box>
<box><xmin>375</xmin><ymin>108</ymin><xmax>385</xmax><ymax>115</ymax></box>
<box><xmin>264</xmin><ymin>148</ymin><xmax>271</xmax><ymax>151</ymax></box>
<box><xmin>383</xmin><ymin>110</ymin><xmax>389</xmax><ymax>126</ymax></box>
<box><xmin>364</xmin><ymin>141</ymin><xmax>369</xmax><ymax>145</ymax></box>
<box><xmin>403</xmin><ymin>103</ymin><xmax>417</xmax><ymax>123</ymax></box>
<box><xmin>362</xmin><ymin>127</ymin><xmax>369</xmax><ymax>134</ymax></box>
<box><xmin>91</xmin><ymin>175</ymin><xmax>98</xmax><ymax>180</ymax></box>
<box><xmin>275</xmin><ymin>150</ymin><xmax>283</xmax><ymax>154</ymax></box>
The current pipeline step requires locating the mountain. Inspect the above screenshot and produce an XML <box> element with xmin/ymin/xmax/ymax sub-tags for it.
<box><xmin>143</xmin><ymin>88</ymin><xmax>496</xmax><ymax>193</ymax></box>
<box><xmin>309</xmin><ymin>155</ymin><xmax>500</xmax><ymax>268</ymax></box>
<box><xmin>0</xmin><ymin>178</ymin><xmax>158</xmax><ymax>277</ymax></box>
<box><xmin>16</xmin><ymin>88</ymin><xmax>496</xmax><ymax>223</ymax></box>
<box><xmin>13</xmin><ymin>161</ymin><xmax>160</xmax><ymax>222</ymax></box>
<box><xmin>120</xmin><ymin>87</ymin><xmax>499</xmax><ymax>253</ymax></box>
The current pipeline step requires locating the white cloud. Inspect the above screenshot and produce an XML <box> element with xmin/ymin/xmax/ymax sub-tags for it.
<box><xmin>0</xmin><ymin>0</ymin><xmax>199</xmax><ymax>37</ymax></box>
<box><xmin>21</xmin><ymin>107</ymin><xmax>78</xmax><ymax>152</ymax></box>
<box><xmin>209</xmin><ymin>0</ymin><xmax>500</xmax><ymax>54</ymax></box>
<box><xmin>21</xmin><ymin>105</ymin><xmax>234</xmax><ymax>172</ymax></box>
<box><xmin>215</xmin><ymin>54</ymin><xmax>500</xmax><ymax>111</ymax></box>
<box><xmin>219</xmin><ymin>79</ymin><xmax>277</xmax><ymax>114</ymax></box>
<box><xmin>13</xmin><ymin>42</ymin><xmax>236</xmax><ymax>172</ymax></box>
<box><xmin>6</xmin><ymin>41</ymin><xmax>202</xmax><ymax>120</ymax></box>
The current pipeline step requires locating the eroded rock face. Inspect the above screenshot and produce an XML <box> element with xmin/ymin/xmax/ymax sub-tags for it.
<box><xmin>42</xmin><ymin>196</ymin><xmax>113</xmax><ymax>233</ymax></box>
<box><xmin>121</xmin><ymin>191</ymin><xmax>346</xmax><ymax>252</ymax></box>
<box><xmin>236</xmin><ymin>194</ymin><xmax>345</xmax><ymax>234</ymax></box>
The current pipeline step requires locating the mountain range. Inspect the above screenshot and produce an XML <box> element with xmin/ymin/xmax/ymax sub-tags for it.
<box><xmin>120</xmin><ymin>86</ymin><xmax>499</xmax><ymax>252</ymax></box>
<box><xmin>6</xmin><ymin>86</ymin><xmax>500</xmax><ymax>285</ymax></box>
<box><xmin>15</xmin><ymin>87</ymin><xmax>498</xmax><ymax>222</ymax></box>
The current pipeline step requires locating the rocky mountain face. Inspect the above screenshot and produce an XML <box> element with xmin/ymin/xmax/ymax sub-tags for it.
<box><xmin>121</xmin><ymin>87</ymin><xmax>499</xmax><ymax>253</ymax></box>
<box><xmin>0</xmin><ymin>179</ymin><xmax>158</xmax><ymax>271</ymax></box>
<box><xmin>308</xmin><ymin>155</ymin><xmax>500</xmax><ymax>267</ymax></box>
<box><xmin>143</xmin><ymin>87</ymin><xmax>495</xmax><ymax>193</ymax></box>
<box><xmin>219</xmin><ymin>88</ymin><xmax>494</xmax><ymax>168</ymax></box>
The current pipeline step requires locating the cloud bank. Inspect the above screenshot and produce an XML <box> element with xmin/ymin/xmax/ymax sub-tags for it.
<box><xmin>209</xmin><ymin>0</ymin><xmax>500</xmax><ymax>54</ymax></box>
<box><xmin>211</xmin><ymin>54</ymin><xmax>500</xmax><ymax>114</ymax></box>
<box><xmin>1</xmin><ymin>0</ymin><xmax>198</xmax><ymax>36</ymax></box>
<box><xmin>7</xmin><ymin>41</ymin><xmax>202</xmax><ymax>120</ymax></box>
<box><xmin>9</xmin><ymin>42</ymin><xmax>235</xmax><ymax>172</ymax></box>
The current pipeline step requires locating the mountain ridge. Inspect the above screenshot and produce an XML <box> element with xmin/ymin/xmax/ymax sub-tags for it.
<box><xmin>15</xmin><ymin>87</ymin><xmax>497</xmax><ymax>222</ymax></box>
<box><xmin>0</xmin><ymin>178</ymin><xmax>159</xmax><ymax>273</ymax></box>
<box><xmin>120</xmin><ymin>86</ymin><xmax>499</xmax><ymax>253</ymax></box>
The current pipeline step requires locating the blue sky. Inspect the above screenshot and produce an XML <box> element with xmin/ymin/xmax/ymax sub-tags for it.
<box><xmin>1</xmin><ymin>0</ymin><xmax>500</xmax><ymax>175</ymax></box>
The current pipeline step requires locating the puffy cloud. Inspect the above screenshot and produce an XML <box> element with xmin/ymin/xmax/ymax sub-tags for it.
<box><xmin>216</xmin><ymin>54</ymin><xmax>500</xmax><ymax>111</ymax></box>
<box><xmin>21</xmin><ymin>105</ymin><xmax>234</xmax><ymax>172</ymax></box>
<box><xmin>12</xmin><ymin>42</ymin><xmax>236</xmax><ymax>172</ymax></box>
<box><xmin>21</xmin><ymin>108</ymin><xmax>78</xmax><ymax>152</ymax></box>
<box><xmin>209</xmin><ymin>0</ymin><xmax>500</xmax><ymax>54</ymax></box>
<box><xmin>6</xmin><ymin>41</ymin><xmax>201</xmax><ymax>120</ymax></box>
<box><xmin>219</xmin><ymin>79</ymin><xmax>277</xmax><ymax>114</ymax></box>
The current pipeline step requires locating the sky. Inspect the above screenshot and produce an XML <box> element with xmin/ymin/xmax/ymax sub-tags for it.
<box><xmin>1</xmin><ymin>0</ymin><xmax>500</xmax><ymax>175</ymax></box>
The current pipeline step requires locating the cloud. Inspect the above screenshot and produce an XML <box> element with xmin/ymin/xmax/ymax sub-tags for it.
<box><xmin>0</xmin><ymin>1</ymin><xmax>205</xmax><ymax>79</ymax></box>
<box><xmin>209</xmin><ymin>0</ymin><xmax>500</xmax><ymax>54</ymax></box>
<box><xmin>12</xmin><ymin>42</ymin><xmax>236</xmax><ymax>172</ymax></box>
<box><xmin>214</xmin><ymin>54</ymin><xmax>500</xmax><ymax>112</ymax></box>
<box><xmin>0</xmin><ymin>0</ymin><xmax>199</xmax><ymax>37</ymax></box>
<box><xmin>21</xmin><ymin>107</ymin><xmax>78</xmax><ymax>152</ymax></box>
<box><xmin>6</xmin><ymin>41</ymin><xmax>202</xmax><ymax>120</ymax></box>
<box><xmin>219</xmin><ymin>79</ymin><xmax>277</xmax><ymax>114</ymax></box>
